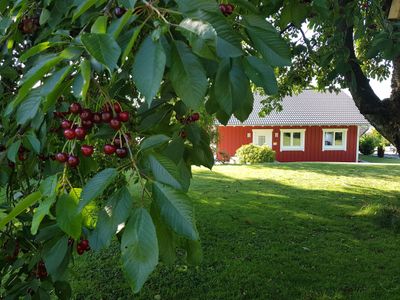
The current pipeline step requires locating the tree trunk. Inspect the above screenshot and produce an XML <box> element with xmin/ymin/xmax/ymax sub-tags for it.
<box><xmin>341</xmin><ymin>21</ymin><xmax>400</xmax><ymax>151</ymax></box>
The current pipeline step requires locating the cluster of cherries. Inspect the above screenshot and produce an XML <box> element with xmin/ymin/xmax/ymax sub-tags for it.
<box><xmin>178</xmin><ymin>112</ymin><xmax>200</xmax><ymax>125</ymax></box>
<box><xmin>75</xmin><ymin>238</ymin><xmax>90</xmax><ymax>255</ymax></box>
<box><xmin>34</xmin><ymin>261</ymin><xmax>48</xmax><ymax>279</ymax></box>
<box><xmin>219</xmin><ymin>3</ymin><xmax>235</xmax><ymax>16</ymax></box>
<box><xmin>54</xmin><ymin>101</ymin><xmax>130</xmax><ymax>168</ymax></box>
<box><xmin>178</xmin><ymin>112</ymin><xmax>201</xmax><ymax>138</ymax></box>
<box><xmin>18</xmin><ymin>16</ymin><xmax>40</xmax><ymax>34</ymax></box>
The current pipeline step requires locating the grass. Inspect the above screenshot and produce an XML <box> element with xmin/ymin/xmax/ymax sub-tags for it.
<box><xmin>70</xmin><ymin>163</ymin><xmax>400</xmax><ymax>299</ymax></box>
<box><xmin>360</xmin><ymin>154</ymin><xmax>400</xmax><ymax>164</ymax></box>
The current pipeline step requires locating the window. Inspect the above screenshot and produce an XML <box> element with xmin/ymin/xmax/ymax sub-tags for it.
<box><xmin>280</xmin><ymin>129</ymin><xmax>306</xmax><ymax>151</ymax></box>
<box><xmin>322</xmin><ymin>129</ymin><xmax>347</xmax><ymax>151</ymax></box>
<box><xmin>252</xmin><ymin>129</ymin><xmax>273</xmax><ymax>147</ymax></box>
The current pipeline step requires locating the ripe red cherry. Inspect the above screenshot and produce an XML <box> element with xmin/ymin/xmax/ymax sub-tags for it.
<box><xmin>114</xmin><ymin>7</ymin><xmax>126</xmax><ymax>18</ymax></box>
<box><xmin>80</xmin><ymin>239</ymin><xmax>89</xmax><ymax>250</ymax></box>
<box><xmin>219</xmin><ymin>4</ymin><xmax>227</xmax><ymax>14</ymax></box>
<box><xmin>55</xmin><ymin>152</ymin><xmax>68</xmax><ymax>163</ymax></box>
<box><xmin>67</xmin><ymin>155</ymin><xmax>79</xmax><ymax>167</ymax></box>
<box><xmin>74</xmin><ymin>127</ymin><xmax>86</xmax><ymax>140</ymax></box>
<box><xmin>113</xmin><ymin>103</ymin><xmax>122</xmax><ymax>113</ymax></box>
<box><xmin>109</xmin><ymin>118</ymin><xmax>121</xmax><ymax>130</ymax></box>
<box><xmin>18</xmin><ymin>152</ymin><xmax>27</xmax><ymax>161</ymax></box>
<box><xmin>104</xmin><ymin>144</ymin><xmax>116</xmax><ymax>155</ymax></box>
<box><xmin>80</xmin><ymin>109</ymin><xmax>93</xmax><ymax>121</ymax></box>
<box><xmin>93</xmin><ymin>113</ymin><xmax>102</xmax><ymax>123</ymax></box>
<box><xmin>191</xmin><ymin>112</ymin><xmax>200</xmax><ymax>122</ymax></box>
<box><xmin>61</xmin><ymin>119</ymin><xmax>72</xmax><ymax>129</ymax></box>
<box><xmin>225</xmin><ymin>3</ymin><xmax>234</xmax><ymax>14</ymax></box>
<box><xmin>69</xmin><ymin>102</ymin><xmax>82</xmax><ymax>114</ymax></box>
<box><xmin>101</xmin><ymin>111</ymin><xmax>112</xmax><ymax>123</ymax></box>
<box><xmin>64</xmin><ymin>128</ymin><xmax>76</xmax><ymax>140</ymax></box>
<box><xmin>113</xmin><ymin>137</ymin><xmax>122</xmax><ymax>147</ymax></box>
<box><xmin>77</xmin><ymin>245</ymin><xmax>85</xmax><ymax>255</ymax></box>
<box><xmin>102</xmin><ymin>103</ymin><xmax>112</xmax><ymax>112</ymax></box>
<box><xmin>82</xmin><ymin>120</ymin><xmax>93</xmax><ymax>129</ymax></box>
<box><xmin>81</xmin><ymin>145</ymin><xmax>94</xmax><ymax>157</ymax></box>
<box><xmin>118</xmin><ymin>112</ymin><xmax>129</xmax><ymax>122</ymax></box>
<box><xmin>116</xmin><ymin>147</ymin><xmax>128</xmax><ymax>158</ymax></box>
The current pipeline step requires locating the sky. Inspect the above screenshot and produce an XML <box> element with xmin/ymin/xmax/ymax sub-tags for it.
<box><xmin>343</xmin><ymin>77</ymin><xmax>392</xmax><ymax>99</ymax></box>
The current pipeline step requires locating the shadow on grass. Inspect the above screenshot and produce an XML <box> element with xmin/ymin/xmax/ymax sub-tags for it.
<box><xmin>71</xmin><ymin>165</ymin><xmax>400</xmax><ymax>300</ymax></box>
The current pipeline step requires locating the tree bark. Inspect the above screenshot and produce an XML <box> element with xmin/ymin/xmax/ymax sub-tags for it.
<box><xmin>341</xmin><ymin>24</ymin><xmax>400</xmax><ymax>151</ymax></box>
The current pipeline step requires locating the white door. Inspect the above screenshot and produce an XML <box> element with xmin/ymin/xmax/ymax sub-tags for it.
<box><xmin>252</xmin><ymin>129</ymin><xmax>273</xmax><ymax>147</ymax></box>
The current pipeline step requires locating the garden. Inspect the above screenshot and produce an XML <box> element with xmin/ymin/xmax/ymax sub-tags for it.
<box><xmin>71</xmin><ymin>163</ymin><xmax>400</xmax><ymax>299</ymax></box>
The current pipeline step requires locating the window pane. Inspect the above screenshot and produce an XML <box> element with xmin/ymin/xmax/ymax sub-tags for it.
<box><xmin>335</xmin><ymin>132</ymin><xmax>343</xmax><ymax>146</ymax></box>
<box><xmin>324</xmin><ymin>132</ymin><xmax>334</xmax><ymax>146</ymax></box>
<box><xmin>258</xmin><ymin>136</ymin><xmax>266</xmax><ymax>146</ymax></box>
<box><xmin>283</xmin><ymin>132</ymin><xmax>291</xmax><ymax>146</ymax></box>
<box><xmin>293</xmin><ymin>132</ymin><xmax>301</xmax><ymax>146</ymax></box>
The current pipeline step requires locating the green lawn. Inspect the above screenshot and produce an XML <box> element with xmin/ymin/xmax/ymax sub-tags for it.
<box><xmin>360</xmin><ymin>154</ymin><xmax>400</xmax><ymax>164</ymax></box>
<box><xmin>71</xmin><ymin>163</ymin><xmax>400</xmax><ymax>299</ymax></box>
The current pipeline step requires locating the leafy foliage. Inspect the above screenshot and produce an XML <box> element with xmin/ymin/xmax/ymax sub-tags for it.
<box><xmin>0</xmin><ymin>0</ymin><xmax>290</xmax><ymax>297</ymax></box>
<box><xmin>236</xmin><ymin>144</ymin><xmax>276</xmax><ymax>164</ymax></box>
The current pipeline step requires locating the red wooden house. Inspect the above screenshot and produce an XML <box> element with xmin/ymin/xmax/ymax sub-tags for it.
<box><xmin>217</xmin><ymin>90</ymin><xmax>369</xmax><ymax>162</ymax></box>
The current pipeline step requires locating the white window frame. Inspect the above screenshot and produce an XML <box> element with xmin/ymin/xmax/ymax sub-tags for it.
<box><xmin>322</xmin><ymin>128</ymin><xmax>348</xmax><ymax>151</ymax></box>
<box><xmin>252</xmin><ymin>129</ymin><xmax>273</xmax><ymax>147</ymax></box>
<box><xmin>280</xmin><ymin>129</ymin><xmax>306</xmax><ymax>151</ymax></box>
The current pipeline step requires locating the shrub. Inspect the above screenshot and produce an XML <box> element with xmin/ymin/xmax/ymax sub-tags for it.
<box><xmin>218</xmin><ymin>150</ymin><xmax>231</xmax><ymax>163</ymax></box>
<box><xmin>359</xmin><ymin>134</ymin><xmax>377</xmax><ymax>155</ymax></box>
<box><xmin>236</xmin><ymin>144</ymin><xmax>275</xmax><ymax>164</ymax></box>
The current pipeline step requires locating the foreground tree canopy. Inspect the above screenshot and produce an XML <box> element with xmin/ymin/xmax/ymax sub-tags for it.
<box><xmin>0</xmin><ymin>0</ymin><xmax>397</xmax><ymax>297</ymax></box>
<box><xmin>268</xmin><ymin>0</ymin><xmax>400</xmax><ymax>148</ymax></box>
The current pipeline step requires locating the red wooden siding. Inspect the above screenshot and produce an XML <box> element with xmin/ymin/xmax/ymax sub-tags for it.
<box><xmin>217</xmin><ymin>125</ymin><xmax>358</xmax><ymax>162</ymax></box>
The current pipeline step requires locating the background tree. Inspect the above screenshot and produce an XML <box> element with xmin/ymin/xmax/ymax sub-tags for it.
<box><xmin>261</xmin><ymin>0</ymin><xmax>400</xmax><ymax>149</ymax></box>
<box><xmin>0</xmin><ymin>0</ymin><xmax>290</xmax><ymax>297</ymax></box>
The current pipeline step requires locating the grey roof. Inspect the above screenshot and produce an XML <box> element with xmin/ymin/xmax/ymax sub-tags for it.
<box><xmin>226</xmin><ymin>90</ymin><xmax>370</xmax><ymax>126</ymax></box>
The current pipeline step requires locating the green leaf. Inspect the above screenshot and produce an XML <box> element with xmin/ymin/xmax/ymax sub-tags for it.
<box><xmin>243</xmin><ymin>56</ymin><xmax>278</xmax><ymax>95</ymax></box>
<box><xmin>150</xmin><ymin>202</ymin><xmax>176</xmax><ymax>264</ymax></box>
<box><xmin>81</xmin><ymin>33</ymin><xmax>121</xmax><ymax>71</ymax></box>
<box><xmin>41</xmin><ymin>66</ymin><xmax>73</xmax><ymax>111</ymax></box>
<box><xmin>89</xmin><ymin>187</ymin><xmax>133</xmax><ymax>250</ymax></box>
<box><xmin>39</xmin><ymin>8</ymin><xmax>51</xmax><ymax>25</ymax></box>
<box><xmin>72</xmin><ymin>0</ymin><xmax>106</xmax><ymax>21</ymax></box>
<box><xmin>80</xmin><ymin>59</ymin><xmax>91</xmax><ymax>100</ymax></box>
<box><xmin>118</xmin><ymin>0</ymin><xmax>136</xmax><ymax>8</ymax></box>
<box><xmin>108</xmin><ymin>9</ymin><xmax>134</xmax><ymax>39</ymax></box>
<box><xmin>188</xmin><ymin>10</ymin><xmax>242</xmax><ymax>58</ymax></box>
<box><xmin>42</xmin><ymin>235</ymin><xmax>69</xmax><ymax>276</ymax></box>
<box><xmin>132</xmin><ymin>36</ymin><xmax>166</xmax><ymax>106</ymax></box>
<box><xmin>31</xmin><ymin>196</ymin><xmax>57</xmax><ymax>235</ymax></box>
<box><xmin>16</xmin><ymin>92</ymin><xmax>42</xmax><ymax>125</ymax></box>
<box><xmin>56</xmin><ymin>194</ymin><xmax>82</xmax><ymax>239</ymax></box>
<box><xmin>243</xmin><ymin>15</ymin><xmax>291</xmax><ymax>66</ymax></box>
<box><xmin>152</xmin><ymin>182</ymin><xmax>198</xmax><ymax>240</ymax></box>
<box><xmin>0</xmin><ymin>191</ymin><xmax>42</xmax><ymax>230</ymax></box>
<box><xmin>7</xmin><ymin>140</ymin><xmax>21</xmax><ymax>163</ymax></box>
<box><xmin>184</xmin><ymin>239</ymin><xmax>202</xmax><ymax>265</ymax></box>
<box><xmin>213</xmin><ymin>58</ymin><xmax>253</xmax><ymax>120</ymax></box>
<box><xmin>170</xmin><ymin>41</ymin><xmax>208</xmax><ymax>109</ymax></box>
<box><xmin>19</xmin><ymin>42</ymin><xmax>63</xmax><ymax>62</ymax></box>
<box><xmin>140</xmin><ymin>134</ymin><xmax>170</xmax><ymax>151</ymax></box>
<box><xmin>91</xmin><ymin>16</ymin><xmax>108</xmax><ymax>33</ymax></box>
<box><xmin>121</xmin><ymin>25</ymin><xmax>143</xmax><ymax>65</ymax></box>
<box><xmin>178</xmin><ymin>18</ymin><xmax>217</xmax><ymax>60</ymax></box>
<box><xmin>121</xmin><ymin>208</ymin><xmax>158</xmax><ymax>293</ymax></box>
<box><xmin>25</xmin><ymin>132</ymin><xmax>41</xmax><ymax>154</ymax></box>
<box><xmin>10</xmin><ymin>56</ymin><xmax>63</xmax><ymax>112</ymax></box>
<box><xmin>79</xmin><ymin>168</ymin><xmax>118</xmax><ymax>211</ymax></box>
<box><xmin>148</xmin><ymin>154</ymin><xmax>182</xmax><ymax>190</ymax></box>
<box><xmin>54</xmin><ymin>281</ymin><xmax>72</xmax><ymax>300</ymax></box>
<box><xmin>40</xmin><ymin>174</ymin><xmax>59</xmax><ymax>197</ymax></box>
<box><xmin>279</xmin><ymin>1</ymin><xmax>309</xmax><ymax>28</ymax></box>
